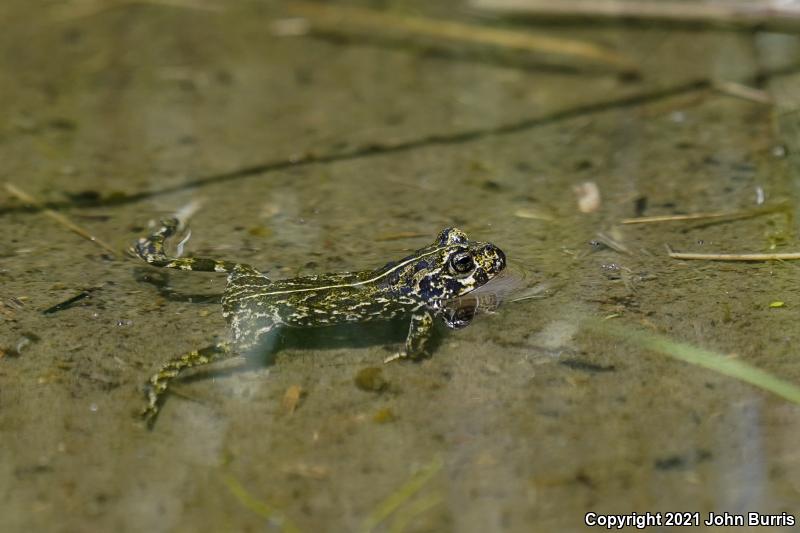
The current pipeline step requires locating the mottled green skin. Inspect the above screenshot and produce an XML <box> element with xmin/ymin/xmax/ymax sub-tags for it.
<box><xmin>133</xmin><ymin>218</ymin><xmax>506</xmax><ymax>427</ymax></box>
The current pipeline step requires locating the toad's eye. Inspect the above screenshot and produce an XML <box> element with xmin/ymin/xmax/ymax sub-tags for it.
<box><xmin>449</xmin><ymin>252</ymin><xmax>474</xmax><ymax>274</ymax></box>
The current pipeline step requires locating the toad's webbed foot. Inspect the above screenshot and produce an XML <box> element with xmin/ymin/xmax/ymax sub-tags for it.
<box><xmin>142</xmin><ymin>341</ymin><xmax>235</xmax><ymax>429</ymax></box>
<box><xmin>132</xmin><ymin>217</ymin><xmax>240</xmax><ymax>274</ymax></box>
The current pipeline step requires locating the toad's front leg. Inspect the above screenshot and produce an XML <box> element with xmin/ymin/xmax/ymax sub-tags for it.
<box><xmin>384</xmin><ymin>309</ymin><xmax>435</xmax><ymax>363</ymax></box>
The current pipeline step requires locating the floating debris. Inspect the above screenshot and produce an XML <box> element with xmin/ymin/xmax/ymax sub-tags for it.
<box><xmin>82</xmin><ymin>370</ymin><xmax>120</xmax><ymax>390</ymax></box>
<box><xmin>769</xmin><ymin>301</ymin><xmax>785</xmax><ymax>309</ymax></box>
<box><xmin>469</xmin><ymin>0</ymin><xmax>800</xmax><ymax>32</ymax></box>
<box><xmin>5</xmin><ymin>297</ymin><xmax>25</xmax><ymax>309</ymax></box>
<box><xmin>591</xmin><ymin>231</ymin><xmax>632</xmax><ymax>255</ymax></box>
<box><xmin>281</xmin><ymin>463</ymin><xmax>329</xmax><ymax>480</ymax></box>
<box><xmin>282</xmin><ymin>384</ymin><xmax>305</xmax><ymax>414</ymax></box>
<box><xmin>585</xmin><ymin>319</ymin><xmax>800</xmax><ymax>405</ymax></box>
<box><xmin>373</xmin><ymin>407</ymin><xmax>396</xmax><ymax>424</ymax></box>
<box><xmin>667</xmin><ymin>244</ymin><xmax>800</xmax><ymax>261</ymax></box>
<box><xmin>360</xmin><ymin>456</ymin><xmax>443</xmax><ymax>533</ymax></box>
<box><xmin>6</xmin><ymin>332</ymin><xmax>41</xmax><ymax>357</ymax></box>
<box><xmin>654</xmin><ymin>449</ymin><xmax>711</xmax><ymax>471</ymax></box>
<box><xmin>755</xmin><ymin>186</ymin><xmax>766</xmax><ymax>205</ymax></box>
<box><xmin>772</xmin><ymin>144</ymin><xmax>788</xmax><ymax>158</ymax></box>
<box><xmin>634</xmin><ymin>196</ymin><xmax>648</xmax><ymax>217</ymax></box>
<box><xmin>42</xmin><ymin>287</ymin><xmax>100</xmax><ymax>315</ymax></box>
<box><xmin>513</xmin><ymin>207</ymin><xmax>555</xmax><ymax>221</ymax></box>
<box><xmin>355</xmin><ymin>367</ymin><xmax>389</xmax><ymax>392</ymax></box>
<box><xmin>5</xmin><ymin>182</ymin><xmax>119</xmax><ymax>258</ymax></box>
<box><xmin>573</xmin><ymin>181</ymin><xmax>601</xmax><ymax>213</ymax></box>
<box><xmin>52</xmin><ymin>0</ymin><xmax>225</xmax><ymax>21</ymax></box>
<box><xmin>220</xmin><ymin>473</ymin><xmax>303</xmax><ymax>533</ymax></box>
<box><xmin>714</xmin><ymin>81</ymin><xmax>772</xmax><ymax>104</ymax></box>
<box><xmin>387</xmin><ymin>493</ymin><xmax>444</xmax><ymax>533</ymax></box>
<box><xmin>0</xmin><ymin>297</ymin><xmax>25</xmax><ymax>320</ymax></box>
<box><xmin>509</xmin><ymin>284</ymin><xmax>553</xmax><ymax>303</ymax></box>
<box><xmin>247</xmin><ymin>226</ymin><xmax>272</xmax><ymax>238</ymax></box>
<box><xmin>287</xmin><ymin>1</ymin><xmax>637</xmax><ymax>72</ymax></box>
<box><xmin>621</xmin><ymin>202</ymin><xmax>788</xmax><ymax>225</ymax></box>
<box><xmin>560</xmin><ymin>358</ymin><xmax>616</xmax><ymax>373</ymax></box>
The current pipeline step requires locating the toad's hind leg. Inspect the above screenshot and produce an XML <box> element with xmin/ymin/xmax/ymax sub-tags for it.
<box><xmin>142</xmin><ymin>341</ymin><xmax>237</xmax><ymax>428</ymax></box>
<box><xmin>132</xmin><ymin>217</ymin><xmax>240</xmax><ymax>273</ymax></box>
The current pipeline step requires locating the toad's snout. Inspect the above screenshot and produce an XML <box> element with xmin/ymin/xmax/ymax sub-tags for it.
<box><xmin>480</xmin><ymin>244</ymin><xmax>506</xmax><ymax>274</ymax></box>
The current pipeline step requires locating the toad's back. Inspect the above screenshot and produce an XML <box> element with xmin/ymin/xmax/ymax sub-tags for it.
<box><xmin>222</xmin><ymin>267</ymin><xmax>418</xmax><ymax>329</ymax></box>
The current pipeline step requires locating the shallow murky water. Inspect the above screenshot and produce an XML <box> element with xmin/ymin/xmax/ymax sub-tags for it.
<box><xmin>2</xmin><ymin>1</ymin><xmax>800</xmax><ymax>532</ymax></box>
